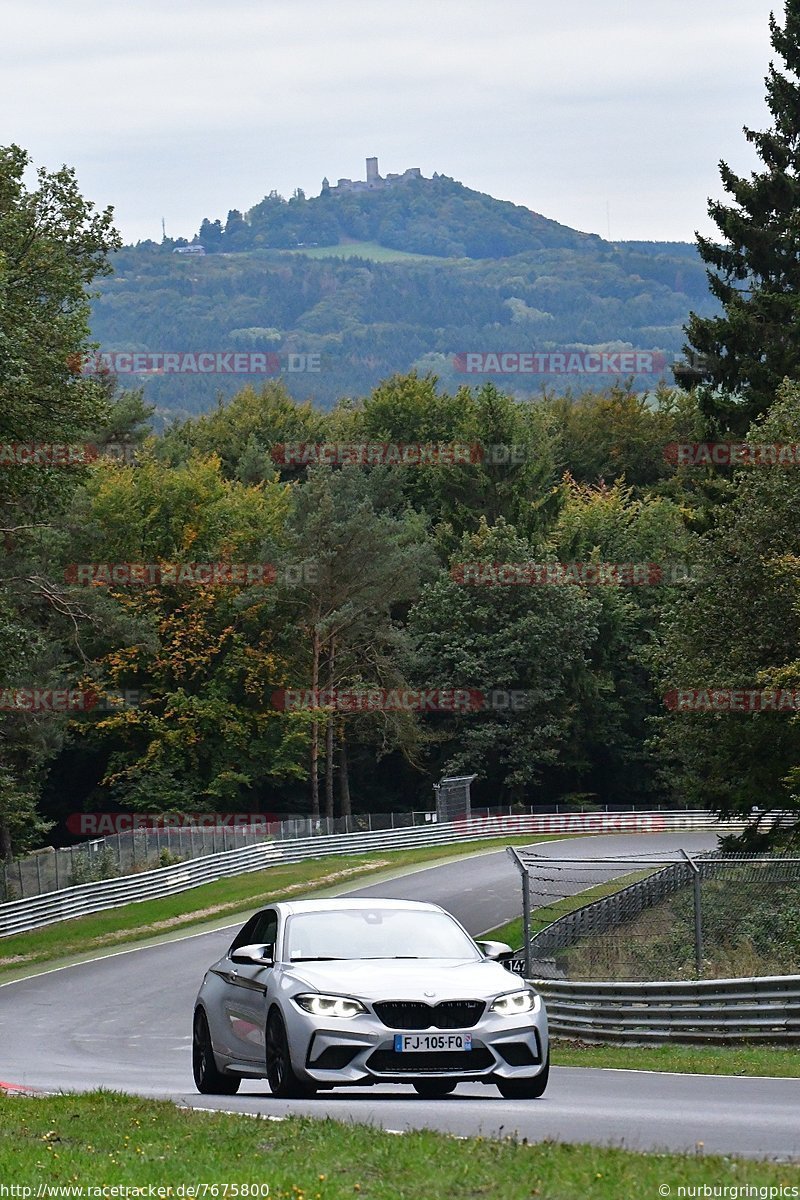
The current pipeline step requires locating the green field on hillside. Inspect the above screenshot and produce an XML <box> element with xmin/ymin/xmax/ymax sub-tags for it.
<box><xmin>285</xmin><ymin>240</ymin><xmax>448</xmax><ymax>262</ymax></box>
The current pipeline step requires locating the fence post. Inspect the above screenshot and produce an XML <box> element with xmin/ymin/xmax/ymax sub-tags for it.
<box><xmin>681</xmin><ymin>849</ymin><xmax>704</xmax><ymax>977</ymax></box>
<box><xmin>521</xmin><ymin>869</ymin><xmax>532</xmax><ymax>978</ymax></box>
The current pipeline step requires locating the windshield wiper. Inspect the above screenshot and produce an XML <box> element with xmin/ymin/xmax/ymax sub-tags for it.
<box><xmin>289</xmin><ymin>955</ymin><xmax>342</xmax><ymax>962</ymax></box>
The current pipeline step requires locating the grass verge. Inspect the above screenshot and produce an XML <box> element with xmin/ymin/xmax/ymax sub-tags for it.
<box><xmin>1</xmin><ymin>1092</ymin><xmax>798</xmax><ymax>1197</ymax></box>
<box><xmin>0</xmin><ymin>836</ymin><xmax>554</xmax><ymax>982</ymax></box>
<box><xmin>551</xmin><ymin>1039</ymin><xmax>800</xmax><ymax>1078</ymax></box>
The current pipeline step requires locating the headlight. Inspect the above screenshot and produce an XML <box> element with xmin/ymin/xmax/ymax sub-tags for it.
<box><xmin>294</xmin><ymin>993</ymin><xmax>367</xmax><ymax>1019</ymax></box>
<box><xmin>490</xmin><ymin>989</ymin><xmax>539</xmax><ymax>1016</ymax></box>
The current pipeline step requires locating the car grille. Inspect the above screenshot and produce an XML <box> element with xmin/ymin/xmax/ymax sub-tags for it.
<box><xmin>373</xmin><ymin>1000</ymin><xmax>485</xmax><ymax>1030</ymax></box>
<box><xmin>367</xmin><ymin>1047</ymin><xmax>494</xmax><ymax>1074</ymax></box>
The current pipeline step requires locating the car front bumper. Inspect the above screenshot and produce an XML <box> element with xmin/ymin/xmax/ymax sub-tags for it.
<box><xmin>288</xmin><ymin>1005</ymin><xmax>549</xmax><ymax>1087</ymax></box>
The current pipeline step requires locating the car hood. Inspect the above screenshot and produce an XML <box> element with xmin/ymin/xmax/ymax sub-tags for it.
<box><xmin>283</xmin><ymin>957</ymin><xmax>524</xmax><ymax>1001</ymax></box>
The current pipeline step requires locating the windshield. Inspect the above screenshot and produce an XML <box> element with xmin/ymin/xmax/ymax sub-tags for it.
<box><xmin>284</xmin><ymin>908</ymin><xmax>481</xmax><ymax>962</ymax></box>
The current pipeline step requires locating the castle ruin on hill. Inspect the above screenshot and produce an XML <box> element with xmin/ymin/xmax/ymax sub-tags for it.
<box><xmin>321</xmin><ymin>157</ymin><xmax>423</xmax><ymax>195</ymax></box>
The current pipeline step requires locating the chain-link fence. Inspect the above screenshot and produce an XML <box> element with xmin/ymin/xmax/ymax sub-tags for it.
<box><xmin>1</xmin><ymin>802</ymin><xmax>552</xmax><ymax>901</ymax></box>
<box><xmin>0</xmin><ymin>799</ymin><xmax>698</xmax><ymax>903</ymax></box>
<box><xmin>508</xmin><ymin>847</ymin><xmax>800</xmax><ymax>982</ymax></box>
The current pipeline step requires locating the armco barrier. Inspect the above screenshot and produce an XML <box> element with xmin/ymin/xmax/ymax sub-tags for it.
<box><xmin>534</xmin><ymin>974</ymin><xmax>800</xmax><ymax>1042</ymax></box>
<box><xmin>0</xmin><ymin>809</ymin><xmax>732</xmax><ymax>937</ymax></box>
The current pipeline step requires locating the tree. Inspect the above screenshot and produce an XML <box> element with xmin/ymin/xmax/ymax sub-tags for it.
<box><xmin>546</xmin><ymin>477</ymin><xmax>694</xmax><ymax>806</ymax></box>
<box><xmin>407</xmin><ymin>519</ymin><xmax>600</xmax><ymax>801</ymax></box>
<box><xmin>281</xmin><ymin>467</ymin><xmax>435</xmax><ymax>818</ymax></box>
<box><xmin>652</xmin><ymin>383</ymin><xmax>800</xmax><ymax>842</ymax></box>
<box><xmin>0</xmin><ymin>144</ymin><xmax>120</xmax><ymax>858</ymax></box>
<box><xmin>683</xmin><ymin>2</ymin><xmax>800</xmax><ymax>433</ymax></box>
<box><xmin>62</xmin><ymin>453</ymin><xmax>309</xmax><ymax>811</ymax></box>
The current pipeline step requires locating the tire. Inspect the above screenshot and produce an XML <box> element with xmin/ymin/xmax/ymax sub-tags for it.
<box><xmin>265</xmin><ymin>1010</ymin><xmax>316</xmax><ymax>1099</ymax></box>
<box><xmin>495</xmin><ymin>1055</ymin><xmax>549</xmax><ymax>1099</ymax></box>
<box><xmin>193</xmin><ymin>1010</ymin><xmax>240</xmax><ymax>1095</ymax></box>
<box><xmin>412</xmin><ymin>1080</ymin><xmax>458</xmax><ymax>1098</ymax></box>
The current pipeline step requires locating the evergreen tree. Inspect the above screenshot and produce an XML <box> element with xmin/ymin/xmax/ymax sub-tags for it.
<box><xmin>683</xmin><ymin>2</ymin><xmax>800</xmax><ymax>433</ymax></box>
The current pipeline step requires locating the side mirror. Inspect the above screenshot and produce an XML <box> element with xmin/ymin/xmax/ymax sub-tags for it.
<box><xmin>476</xmin><ymin>939</ymin><xmax>513</xmax><ymax>962</ymax></box>
<box><xmin>230</xmin><ymin>943</ymin><xmax>274</xmax><ymax>967</ymax></box>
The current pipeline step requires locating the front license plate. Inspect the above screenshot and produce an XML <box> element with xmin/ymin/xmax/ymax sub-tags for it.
<box><xmin>393</xmin><ymin>1033</ymin><xmax>472</xmax><ymax>1052</ymax></box>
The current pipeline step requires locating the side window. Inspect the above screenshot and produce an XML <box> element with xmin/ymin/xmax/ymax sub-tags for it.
<box><xmin>229</xmin><ymin>914</ymin><xmax>261</xmax><ymax>954</ymax></box>
<box><xmin>251</xmin><ymin>909</ymin><xmax>278</xmax><ymax>949</ymax></box>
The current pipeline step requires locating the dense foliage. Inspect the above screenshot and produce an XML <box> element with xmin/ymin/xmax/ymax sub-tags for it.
<box><xmin>685</xmin><ymin>0</ymin><xmax>800</xmax><ymax>432</ymax></box>
<box><xmin>3</xmin><ymin>137</ymin><xmax>800</xmax><ymax>862</ymax></box>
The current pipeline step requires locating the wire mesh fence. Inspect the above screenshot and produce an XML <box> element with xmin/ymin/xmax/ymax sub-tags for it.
<box><xmin>0</xmin><ymin>803</ymin><xmax>548</xmax><ymax>901</ymax></box>
<box><xmin>0</xmin><ymin>800</ymin><xmax>677</xmax><ymax>902</ymax></box>
<box><xmin>508</xmin><ymin>847</ymin><xmax>800</xmax><ymax>983</ymax></box>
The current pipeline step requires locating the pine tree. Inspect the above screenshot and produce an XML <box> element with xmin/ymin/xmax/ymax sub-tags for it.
<box><xmin>683</xmin><ymin>2</ymin><xmax>800</xmax><ymax>433</ymax></box>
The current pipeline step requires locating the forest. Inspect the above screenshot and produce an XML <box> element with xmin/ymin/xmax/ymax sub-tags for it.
<box><xmin>89</xmin><ymin>174</ymin><xmax>716</xmax><ymax>417</ymax></box>
<box><xmin>5</xmin><ymin>36</ymin><xmax>800</xmax><ymax>863</ymax></box>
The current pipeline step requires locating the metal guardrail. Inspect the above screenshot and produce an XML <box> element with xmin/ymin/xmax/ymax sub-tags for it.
<box><xmin>1</xmin><ymin>801</ymin><xmax>671</xmax><ymax>900</ymax></box>
<box><xmin>0</xmin><ymin>809</ymin><xmax>732</xmax><ymax>938</ymax></box>
<box><xmin>534</xmin><ymin>974</ymin><xmax>800</xmax><ymax>1042</ymax></box>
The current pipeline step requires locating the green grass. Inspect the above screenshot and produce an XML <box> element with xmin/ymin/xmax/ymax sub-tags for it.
<box><xmin>0</xmin><ymin>836</ymin><xmax>556</xmax><ymax>982</ymax></box>
<box><xmin>551</xmin><ymin>1039</ymin><xmax>800</xmax><ymax>1078</ymax></box>
<box><xmin>1</xmin><ymin>1093</ymin><xmax>798</xmax><ymax>1197</ymax></box>
<box><xmin>284</xmin><ymin>240</ymin><xmax>448</xmax><ymax>262</ymax></box>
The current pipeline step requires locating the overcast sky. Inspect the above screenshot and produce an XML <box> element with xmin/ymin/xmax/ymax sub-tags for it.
<box><xmin>1</xmin><ymin>0</ymin><xmax>779</xmax><ymax>245</ymax></box>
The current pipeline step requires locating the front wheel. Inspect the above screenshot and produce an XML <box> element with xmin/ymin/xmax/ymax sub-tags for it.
<box><xmin>193</xmin><ymin>1010</ymin><xmax>240</xmax><ymax>1095</ymax></box>
<box><xmin>412</xmin><ymin>1080</ymin><xmax>458</xmax><ymax>1098</ymax></box>
<box><xmin>495</xmin><ymin>1055</ymin><xmax>549</xmax><ymax>1099</ymax></box>
<box><xmin>265</xmin><ymin>1011</ymin><xmax>316</xmax><ymax>1099</ymax></box>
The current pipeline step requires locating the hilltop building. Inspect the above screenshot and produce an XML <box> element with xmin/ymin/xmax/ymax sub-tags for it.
<box><xmin>323</xmin><ymin>157</ymin><xmax>423</xmax><ymax>195</ymax></box>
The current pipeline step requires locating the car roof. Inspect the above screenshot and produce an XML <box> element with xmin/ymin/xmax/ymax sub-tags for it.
<box><xmin>262</xmin><ymin>898</ymin><xmax>447</xmax><ymax>918</ymax></box>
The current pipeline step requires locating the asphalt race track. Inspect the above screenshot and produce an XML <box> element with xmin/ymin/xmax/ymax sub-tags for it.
<box><xmin>1</xmin><ymin>833</ymin><xmax>798</xmax><ymax>1160</ymax></box>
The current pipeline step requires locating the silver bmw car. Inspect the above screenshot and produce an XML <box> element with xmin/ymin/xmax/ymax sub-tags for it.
<box><xmin>193</xmin><ymin>897</ymin><xmax>549</xmax><ymax>1099</ymax></box>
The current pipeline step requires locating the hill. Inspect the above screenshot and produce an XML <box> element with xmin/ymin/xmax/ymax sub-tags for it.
<box><xmin>195</xmin><ymin>172</ymin><xmax>602</xmax><ymax>259</ymax></box>
<box><xmin>89</xmin><ymin>174</ymin><xmax>718</xmax><ymax>418</ymax></box>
